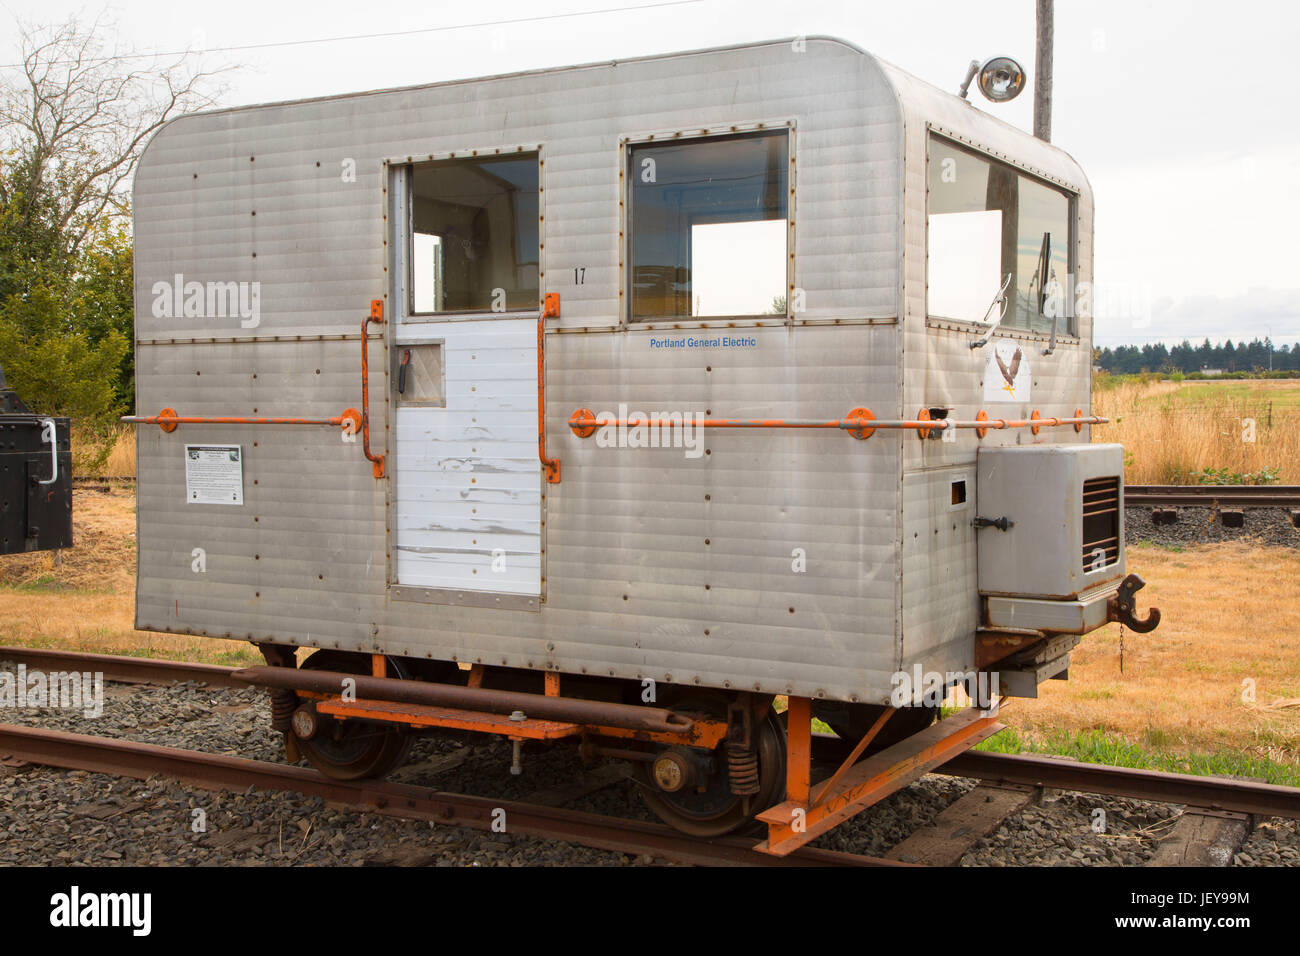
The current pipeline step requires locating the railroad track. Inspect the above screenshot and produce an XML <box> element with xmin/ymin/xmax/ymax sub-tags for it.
<box><xmin>3</xmin><ymin>645</ymin><xmax>1297</xmax><ymax>866</ymax></box>
<box><xmin>70</xmin><ymin>475</ymin><xmax>135</xmax><ymax>488</ymax></box>
<box><xmin>0</xmin><ymin>647</ymin><xmax>889</xmax><ymax>867</ymax></box>
<box><xmin>1124</xmin><ymin>484</ymin><xmax>1300</xmax><ymax>509</ymax></box>
<box><xmin>0</xmin><ymin>723</ymin><xmax>887</xmax><ymax>868</ymax></box>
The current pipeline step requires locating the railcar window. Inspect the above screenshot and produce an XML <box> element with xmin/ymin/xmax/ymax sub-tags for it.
<box><xmin>409</xmin><ymin>154</ymin><xmax>539</xmax><ymax>314</ymax></box>
<box><xmin>927</xmin><ymin>136</ymin><xmax>1074</xmax><ymax>335</ymax></box>
<box><xmin>628</xmin><ymin>130</ymin><xmax>788</xmax><ymax>321</ymax></box>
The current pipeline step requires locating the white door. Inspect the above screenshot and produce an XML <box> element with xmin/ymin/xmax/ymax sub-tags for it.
<box><xmin>389</xmin><ymin>154</ymin><xmax>543</xmax><ymax>600</ymax></box>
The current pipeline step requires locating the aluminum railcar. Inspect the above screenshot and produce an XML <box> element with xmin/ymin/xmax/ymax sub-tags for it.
<box><xmin>127</xmin><ymin>37</ymin><xmax>1158</xmax><ymax>849</ymax></box>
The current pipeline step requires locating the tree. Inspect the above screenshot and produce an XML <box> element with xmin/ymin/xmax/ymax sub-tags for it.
<box><xmin>0</xmin><ymin>11</ymin><xmax>228</xmax><ymax>437</ymax></box>
<box><xmin>0</xmin><ymin>281</ymin><xmax>126</xmax><ymax>422</ymax></box>
<box><xmin>0</xmin><ymin>12</ymin><xmax>226</xmax><ymax>261</ymax></box>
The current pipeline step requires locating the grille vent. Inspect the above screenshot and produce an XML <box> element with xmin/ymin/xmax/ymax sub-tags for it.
<box><xmin>1082</xmin><ymin>476</ymin><xmax>1121</xmax><ymax>571</ymax></box>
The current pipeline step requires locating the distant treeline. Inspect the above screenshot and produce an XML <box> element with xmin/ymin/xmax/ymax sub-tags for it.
<box><xmin>1094</xmin><ymin>338</ymin><xmax>1300</xmax><ymax>375</ymax></box>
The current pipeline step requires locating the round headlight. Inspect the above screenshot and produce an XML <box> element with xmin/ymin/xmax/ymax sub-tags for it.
<box><xmin>977</xmin><ymin>56</ymin><xmax>1026</xmax><ymax>102</ymax></box>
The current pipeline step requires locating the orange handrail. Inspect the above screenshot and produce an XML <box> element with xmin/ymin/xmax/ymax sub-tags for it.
<box><xmin>538</xmin><ymin>312</ymin><xmax>561</xmax><ymax>483</ymax></box>
<box><xmin>567</xmin><ymin>407</ymin><xmax>1106</xmax><ymax>441</ymax></box>
<box><xmin>123</xmin><ymin>411</ymin><xmax>361</xmax><ymax>431</ymax></box>
<box><xmin>360</xmin><ymin>299</ymin><xmax>385</xmax><ymax>478</ymax></box>
<box><xmin>121</xmin><ymin>301</ymin><xmax>387</xmax><ymax>478</ymax></box>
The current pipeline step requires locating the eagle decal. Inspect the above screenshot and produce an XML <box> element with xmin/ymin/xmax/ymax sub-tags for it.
<box><xmin>994</xmin><ymin>346</ymin><xmax>1023</xmax><ymax>396</ymax></box>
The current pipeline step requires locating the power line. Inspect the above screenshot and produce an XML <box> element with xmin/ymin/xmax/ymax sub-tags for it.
<box><xmin>0</xmin><ymin>0</ymin><xmax>704</xmax><ymax>69</ymax></box>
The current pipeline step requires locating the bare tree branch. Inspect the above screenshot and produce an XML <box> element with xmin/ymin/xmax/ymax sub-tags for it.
<box><xmin>0</xmin><ymin>9</ymin><xmax>235</xmax><ymax>258</ymax></box>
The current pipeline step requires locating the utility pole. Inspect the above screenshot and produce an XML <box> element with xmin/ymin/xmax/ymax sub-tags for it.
<box><xmin>1034</xmin><ymin>0</ymin><xmax>1054</xmax><ymax>141</ymax></box>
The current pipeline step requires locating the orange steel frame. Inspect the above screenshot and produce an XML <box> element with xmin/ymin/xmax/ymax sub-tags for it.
<box><xmin>307</xmin><ymin>693</ymin><xmax>730</xmax><ymax>750</ymax></box>
<box><xmin>292</xmin><ymin>658</ymin><xmax>1006</xmax><ymax>852</ymax></box>
<box><xmin>299</xmin><ymin>663</ymin><xmax>729</xmax><ymax>750</ymax></box>
<box><xmin>755</xmin><ymin>695</ymin><xmax>1007</xmax><ymax>856</ymax></box>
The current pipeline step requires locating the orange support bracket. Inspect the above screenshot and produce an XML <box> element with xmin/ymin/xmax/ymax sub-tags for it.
<box><xmin>755</xmin><ymin>701</ymin><xmax>1007</xmax><ymax>857</ymax></box>
<box><xmin>785</xmin><ymin>696</ymin><xmax>812</xmax><ymax>806</ymax></box>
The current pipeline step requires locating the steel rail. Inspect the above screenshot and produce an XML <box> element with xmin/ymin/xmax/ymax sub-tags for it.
<box><xmin>70</xmin><ymin>476</ymin><xmax>136</xmax><ymax>486</ymax></box>
<box><xmin>6</xmin><ymin>649</ymin><xmax>1296</xmax><ymax>826</ymax></box>
<box><xmin>0</xmin><ymin>645</ymin><xmax>244</xmax><ymax>688</ymax></box>
<box><xmin>1124</xmin><ymin>485</ymin><xmax>1300</xmax><ymax>509</ymax></box>
<box><xmin>938</xmin><ymin>750</ymin><xmax>1300</xmax><ymax>821</ymax></box>
<box><xmin>0</xmin><ymin>724</ymin><xmax>893</xmax><ymax>867</ymax></box>
<box><xmin>806</xmin><ymin>733</ymin><xmax>1300</xmax><ymax>820</ymax></box>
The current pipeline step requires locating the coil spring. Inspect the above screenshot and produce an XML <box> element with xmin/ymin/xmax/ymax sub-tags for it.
<box><xmin>726</xmin><ymin>742</ymin><xmax>760</xmax><ymax>795</ymax></box>
<box><xmin>269</xmin><ymin>687</ymin><xmax>298</xmax><ymax>733</ymax></box>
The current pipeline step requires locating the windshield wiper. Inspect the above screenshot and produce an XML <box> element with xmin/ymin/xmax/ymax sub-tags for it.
<box><xmin>969</xmin><ymin>272</ymin><xmax>1013</xmax><ymax>349</ymax></box>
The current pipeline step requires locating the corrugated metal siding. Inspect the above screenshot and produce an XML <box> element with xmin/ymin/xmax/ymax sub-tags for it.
<box><xmin>133</xmin><ymin>39</ymin><xmax>1101</xmax><ymax>702</ymax></box>
<box><xmin>876</xmin><ymin>60</ymin><xmax>1097</xmax><ymax>666</ymax></box>
<box><xmin>133</xmin><ymin>38</ymin><xmax>916</xmax><ymax>702</ymax></box>
<box><xmin>133</xmin><ymin>39</ymin><xmax>903</xmax><ymax>339</ymax></box>
<box><xmin>899</xmin><ymin>466</ymin><xmax>978</xmax><ymax>675</ymax></box>
<box><xmin>545</xmin><ymin>324</ymin><xmax>901</xmax><ymax>700</ymax></box>
<box><xmin>879</xmin><ymin>57</ymin><xmax>1096</xmax><ymax>472</ymax></box>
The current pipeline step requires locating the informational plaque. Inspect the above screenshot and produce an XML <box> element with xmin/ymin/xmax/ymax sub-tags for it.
<box><xmin>184</xmin><ymin>445</ymin><xmax>244</xmax><ymax>505</ymax></box>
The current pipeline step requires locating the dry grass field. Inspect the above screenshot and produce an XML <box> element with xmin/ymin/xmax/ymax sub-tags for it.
<box><xmin>0</xmin><ymin>487</ymin><xmax>257</xmax><ymax>667</ymax></box>
<box><xmin>72</xmin><ymin>424</ymin><xmax>136</xmax><ymax>478</ymax></box>
<box><xmin>2</xmin><ymin>486</ymin><xmax>1296</xmax><ymax>779</ymax></box>
<box><xmin>1094</xmin><ymin>378</ymin><xmax>1300</xmax><ymax>484</ymax></box>
<box><xmin>1004</xmin><ymin>541</ymin><xmax>1300</xmax><ymax>772</ymax></box>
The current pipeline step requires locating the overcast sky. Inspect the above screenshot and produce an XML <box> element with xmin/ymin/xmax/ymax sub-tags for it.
<box><xmin>5</xmin><ymin>0</ymin><xmax>1297</xmax><ymax>347</ymax></box>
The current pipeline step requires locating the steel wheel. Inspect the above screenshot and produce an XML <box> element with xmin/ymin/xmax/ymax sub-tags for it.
<box><xmin>292</xmin><ymin>651</ymin><xmax>413</xmax><ymax>781</ymax></box>
<box><xmin>636</xmin><ymin>701</ymin><xmax>785</xmax><ymax>838</ymax></box>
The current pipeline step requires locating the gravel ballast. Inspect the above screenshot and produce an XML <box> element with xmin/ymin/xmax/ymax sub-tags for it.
<box><xmin>0</xmin><ymin>664</ymin><xmax>1295</xmax><ymax>866</ymax></box>
<box><xmin>1125</xmin><ymin>504</ymin><xmax>1300</xmax><ymax>550</ymax></box>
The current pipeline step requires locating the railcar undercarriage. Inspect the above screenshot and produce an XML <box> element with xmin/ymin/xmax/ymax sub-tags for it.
<box><xmin>238</xmin><ymin>646</ymin><xmax>1018</xmax><ymax>853</ymax></box>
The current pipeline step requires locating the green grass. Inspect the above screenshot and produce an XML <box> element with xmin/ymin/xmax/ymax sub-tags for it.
<box><xmin>0</xmin><ymin>579</ymin><xmax>114</xmax><ymax>595</ymax></box>
<box><xmin>1172</xmin><ymin>381</ymin><xmax>1300</xmax><ymax>409</ymax></box>
<box><xmin>211</xmin><ymin>647</ymin><xmax>263</xmax><ymax>667</ymax></box>
<box><xmin>104</xmin><ymin>644</ymin><xmax>262</xmax><ymax>667</ymax></box>
<box><xmin>1129</xmin><ymin>538</ymin><xmax>1185</xmax><ymax>553</ymax></box>
<box><xmin>976</xmin><ymin>726</ymin><xmax>1300</xmax><ymax>788</ymax></box>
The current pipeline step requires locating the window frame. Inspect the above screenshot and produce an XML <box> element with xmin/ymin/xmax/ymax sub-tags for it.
<box><xmin>401</xmin><ymin>144</ymin><xmax>544</xmax><ymax>323</ymax></box>
<box><xmin>924</xmin><ymin>128</ymin><xmax>1080</xmax><ymax>340</ymax></box>
<box><xmin>620</xmin><ymin>121</ymin><xmax>796</xmax><ymax>331</ymax></box>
